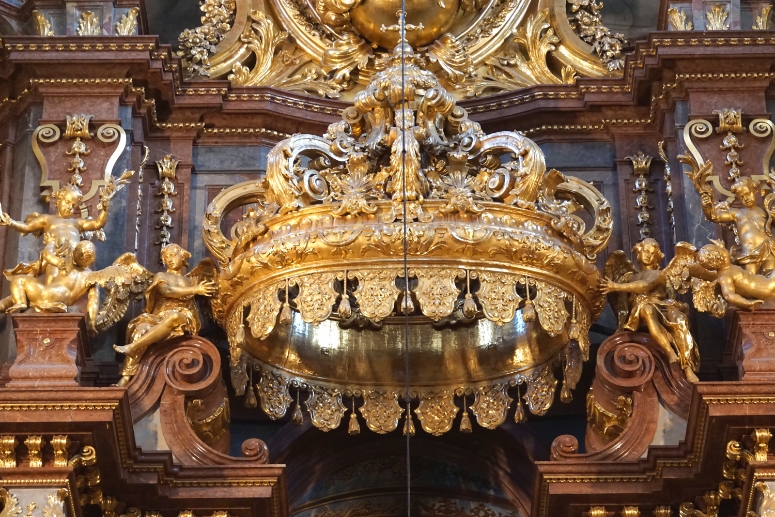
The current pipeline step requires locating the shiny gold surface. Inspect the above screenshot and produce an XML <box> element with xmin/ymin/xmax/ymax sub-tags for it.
<box><xmin>602</xmin><ymin>239</ymin><xmax>700</xmax><ymax>382</ymax></box>
<box><xmin>113</xmin><ymin>244</ymin><xmax>217</xmax><ymax>387</ymax></box>
<box><xmin>179</xmin><ymin>0</ymin><xmax>624</xmax><ymax>99</ymax></box>
<box><xmin>203</xmin><ymin>42</ymin><xmax>612</xmax><ymax>433</ymax></box>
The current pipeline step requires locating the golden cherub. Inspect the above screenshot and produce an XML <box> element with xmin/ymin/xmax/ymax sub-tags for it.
<box><xmin>601</xmin><ymin>238</ymin><xmax>700</xmax><ymax>383</ymax></box>
<box><xmin>113</xmin><ymin>244</ymin><xmax>218</xmax><ymax>386</ymax></box>
<box><xmin>0</xmin><ymin>240</ymin><xmax>152</xmax><ymax>335</ymax></box>
<box><xmin>0</xmin><ymin>184</ymin><xmax>109</xmax><ymax>282</ymax></box>
<box><xmin>690</xmin><ymin>240</ymin><xmax>775</xmax><ymax>312</ymax></box>
<box><xmin>681</xmin><ymin>154</ymin><xmax>775</xmax><ymax>275</ymax></box>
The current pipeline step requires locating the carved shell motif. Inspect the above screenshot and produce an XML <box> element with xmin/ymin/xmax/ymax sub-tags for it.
<box><xmin>305</xmin><ymin>387</ymin><xmax>348</xmax><ymax>431</ymax></box>
<box><xmin>257</xmin><ymin>370</ymin><xmax>293</xmax><ymax>419</ymax></box>
<box><xmin>470</xmin><ymin>384</ymin><xmax>513</xmax><ymax>429</ymax></box>
<box><xmin>351</xmin><ymin>269</ymin><xmax>402</xmax><ymax>322</ymax></box>
<box><xmin>359</xmin><ymin>390</ymin><xmax>404</xmax><ymax>434</ymax></box>
<box><xmin>414</xmin><ymin>390</ymin><xmax>459</xmax><ymax>436</ymax></box>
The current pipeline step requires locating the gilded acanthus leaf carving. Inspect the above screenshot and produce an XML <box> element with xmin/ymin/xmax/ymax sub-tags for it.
<box><xmin>352</xmin><ymin>270</ymin><xmax>402</xmax><ymax>321</ymax></box>
<box><xmin>411</xmin><ymin>268</ymin><xmax>465</xmax><ymax>321</ymax></box>
<box><xmin>257</xmin><ymin>370</ymin><xmax>293</xmax><ymax>419</ymax></box>
<box><xmin>414</xmin><ymin>390</ymin><xmax>459</xmax><ymax>436</ymax></box>
<box><xmin>532</xmin><ymin>280</ymin><xmax>569</xmax><ymax>337</ymax></box>
<box><xmin>246</xmin><ymin>283</ymin><xmax>283</xmax><ymax>339</ymax></box>
<box><xmin>475</xmin><ymin>271</ymin><xmax>522</xmax><ymax>325</ymax></box>
<box><xmin>471</xmin><ymin>384</ymin><xmax>513</xmax><ymax>429</ymax></box>
<box><xmin>306</xmin><ymin>387</ymin><xmax>348</xmax><ymax>431</ymax></box>
<box><xmin>359</xmin><ymin>390</ymin><xmax>403</xmax><ymax>434</ymax></box>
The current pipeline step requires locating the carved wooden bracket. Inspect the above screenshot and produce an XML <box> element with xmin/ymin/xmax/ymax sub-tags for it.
<box><xmin>551</xmin><ymin>332</ymin><xmax>693</xmax><ymax>462</ymax></box>
<box><xmin>125</xmin><ymin>335</ymin><xmax>269</xmax><ymax>466</ymax></box>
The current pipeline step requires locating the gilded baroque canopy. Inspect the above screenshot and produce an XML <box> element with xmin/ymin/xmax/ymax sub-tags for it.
<box><xmin>203</xmin><ymin>39</ymin><xmax>613</xmax><ymax>435</ymax></box>
<box><xmin>176</xmin><ymin>0</ymin><xmax>626</xmax><ymax>99</ymax></box>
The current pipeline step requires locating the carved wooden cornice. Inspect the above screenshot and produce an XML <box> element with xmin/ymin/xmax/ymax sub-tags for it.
<box><xmin>0</xmin><ymin>335</ymin><xmax>288</xmax><ymax>517</ymax></box>
<box><xmin>533</xmin><ymin>382</ymin><xmax>775</xmax><ymax>517</ymax></box>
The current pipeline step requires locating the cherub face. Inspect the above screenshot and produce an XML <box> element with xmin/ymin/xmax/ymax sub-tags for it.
<box><xmin>56</xmin><ymin>195</ymin><xmax>77</xmax><ymax>217</ymax></box>
<box><xmin>73</xmin><ymin>241</ymin><xmax>96</xmax><ymax>267</ymax></box>
<box><xmin>636</xmin><ymin>242</ymin><xmax>660</xmax><ymax>267</ymax></box>
<box><xmin>736</xmin><ymin>185</ymin><xmax>757</xmax><ymax>208</ymax></box>
<box><xmin>161</xmin><ymin>244</ymin><xmax>190</xmax><ymax>270</ymax></box>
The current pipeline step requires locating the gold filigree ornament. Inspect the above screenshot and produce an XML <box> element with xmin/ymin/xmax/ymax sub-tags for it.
<box><xmin>177</xmin><ymin>0</ymin><xmax>623</xmax><ymax>98</ymax></box>
<box><xmin>204</xmin><ymin>42</ymin><xmax>612</xmax><ymax>434</ymax></box>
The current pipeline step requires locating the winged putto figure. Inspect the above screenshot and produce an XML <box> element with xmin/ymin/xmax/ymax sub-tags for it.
<box><xmin>601</xmin><ymin>238</ymin><xmax>700</xmax><ymax>383</ymax></box>
<box><xmin>0</xmin><ymin>240</ymin><xmax>152</xmax><ymax>336</ymax></box>
<box><xmin>113</xmin><ymin>244</ymin><xmax>218</xmax><ymax>386</ymax></box>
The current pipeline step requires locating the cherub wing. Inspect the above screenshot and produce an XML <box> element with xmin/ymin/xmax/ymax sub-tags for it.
<box><xmin>188</xmin><ymin>258</ymin><xmax>219</xmax><ymax>322</ymax></box>
<box><xmin>187</xmin><ymin>257</ymin><xmax>218</xmax><ymax>284</ymax></box>
<box><xmin>663</xmin><ymin>241</ymin><xmax>698</xmax><ymax>296</ymax></box>
<box><xmin>604</xmin><ymin>250</ymin><xmax>637</xmax><ymax>331</ymax></box>
<box><xmin>84</xmin><ymin>253</ymin><xmax>154</xmax><ymax>332</ymax></box>
<box><xmin>690</xmin><ymin>276</ymin><xmax>727</xmax><ymax>318</ymax></box>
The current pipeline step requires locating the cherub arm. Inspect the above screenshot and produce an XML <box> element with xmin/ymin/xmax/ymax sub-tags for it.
<box><xmin>0</xmin><ymin>212</ymin><xmax>48</xmax><ymax>236</ymax></box>
<box><xmin>601</xmin><ymin>270</ymin><xmax>665</xmax><ymax>295</ymax></box>
<box><xmin>704</xmin><ymin>201</ymin><xmax>735</xmax><ymax>224</ymax></box>
<box><xmin>155</xmin><ymin>275</ymin><xmax>217</xmax><ymax>299</ymax></box>
<box><xmin>79</xmin><ymin>202</ymin><xmax>109</xmax><ymax>231</ymax></box>
<box><xmin>718</xmin><ymin>273</ymin><xmax>763</xmax><ymax>310</ymax></box>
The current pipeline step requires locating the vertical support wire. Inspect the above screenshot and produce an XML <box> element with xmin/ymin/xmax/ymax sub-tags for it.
<box><xmin>399</xmin><ymin>8</ymin><xmax>411</xmax><ymax>516</ymax></box>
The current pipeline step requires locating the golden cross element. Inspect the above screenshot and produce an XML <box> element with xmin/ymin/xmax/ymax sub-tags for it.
<box><xmin>380</xmin><ymin>10</ymin><xmax>424</xmax><ymax>38</ymax></box>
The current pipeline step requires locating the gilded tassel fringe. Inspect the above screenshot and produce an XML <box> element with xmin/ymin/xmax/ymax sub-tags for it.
<box><xmin>292</xmin><ymin>389</ymin><xmax>304</xmax><ymax>424</ymax></box>
<box><xmin>348</xmin><ymin>399</ymin><xmax>360</xmax><ymax>435</ymax></box>
<box><xmin>338</xmin><ymin>294</ymin><xmax>352</xmax><ymax>319</ymax></box>
<box><xmin>279</xmin><ymin>302</ymin><xmax>292</xmax><ymax>325</ymax></box>
<box><xmin>463</xmin><ymin>293</ymin><xmax>477</xmax><ymax>319</ymax></box>
<box><xmin>514</xmin><ymin>385</ymin><xmax>527</xmax><ymax>423</ymax></box>
<box><xmin>244</xmin><ymin>367</ymin><xmax>257</xmax><ymax>408</ymax></box>
<box><xmin>400</xmin><ymin>291</ymin><xmax>414</xmax><ymax>315</ymax></box>
<box><xmin>523</xmin><ymin>300</ymin><xmax>536</xmax><ymax>322</ymax></box>
<box><xmin>459</xmin><ymin>395</ymin><xmax>472</xmax><ymax>433</ymax></box>
<box><xmin>403</xmin><ymin>414</ymin><xmax>416</xmax><ymax>436</ymax></box>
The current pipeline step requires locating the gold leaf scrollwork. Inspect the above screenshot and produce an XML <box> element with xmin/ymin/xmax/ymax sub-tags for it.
<box><xmin>305</xmin><ymin>387</ymin><xmax>348</xmax><ymax>431</ymax></box>
<box><xmin>351</xmin><ymin>269</ymin><xmax>401</xmax><ymax>322</ymax></box>
<box><xmin>667</xmin><ymin>7</ymin><xmax>693</xmax><ymax>31</ymax></box>
<box><xmin>321</xmin><ymin>32</ymin><xmax>372</xmax><ymax>90</ymax></box>
<box><xmin>31</xmin><ymin>10</ymin><xmax>55</xmax><ymax>36</ymax></box>
<box><xmin>0</xmin><ymin>488</ymin><xmax>22</xmax><ymax>517</ymax></box>
<box><xmin>246</xmin><ymin>283</ymin><xmax>283</xmax><ymax>339</ymax></box>
<box><xmin>426</xmin><ymin>34</ymin><xmax>474</xmax><ymax>85</ymax></box>
<box><xmin>293</xmin><ymin>273</ymin><xmax>338</xmax><ymax>324</ymax></box>
<box><xmin>185</xmin><ymin>397</ymin><xmax>231</xmax><ymax>446</ymax></box>
<box><xmin>754</xmin><ymin>5</ymin><xmax>773</xmax><ymax>30</ymax></box>
<box><xmin>414</xmin><ymin>390</ymin><xmax>459</xmax><ymax>436</ymax></box>
<box><xmin>754</xmin><ymin>481</ymin><xmax>775</xmax><ymax>517</ymax></box>
<box><xmin>475</xmin><ymin>271</ymin><xmax>522</xmax><ymax>325</ymax></box>
<box><xmin>470</xmin><ymin>384</ymin><xmax>513</xmax><ymax>429</ymax></box>
<box><xmin>567</xmin><ymin>0</ymin><xmax>626</xmax><ymax>71</ymax></box>
<box><xmin>523</xmin><ymin>364</ymin><xmax>557</xmax><ymax>416</ymax></box>
<box><xmin>228</xmin><ymin>11</ymin><xmax>289</xmax><ymax>86</ymax></box>
<box><xmin>586</xmin><ymin>392</ymin><xmax>632</xmax><ymax>441</ymax></box>
<box><xmin>359</xmin><ymin>390</ymin><xmax>403</xmax><ymax>434</ymax></box>
<box><xmin>410</xmin><ymin>268</ymin><xmax>465</xmax><ymax>321</ymax></box>
<box><xmin>706</xmin><ymin>4</ymin><xmax>730</xmax><ymax>30</ymax></box>
<box><xmin>257</xmin><ymin>370</ymin><xmax>293</xmax><ymax>419</ymax></box>
<box><xmin>115</xmin><ymin>8</ymin><xmax>139</xmax><ymax>36</ymax></box>
<box><xmin>77</xmin><ymin>11</ymin><xmax>101</xmax><ymax>36</ymax></box>
<box><xmin>532</xmin><ymin>280</ymin><xmax>568</xmax><ymax>337</ymax></box>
